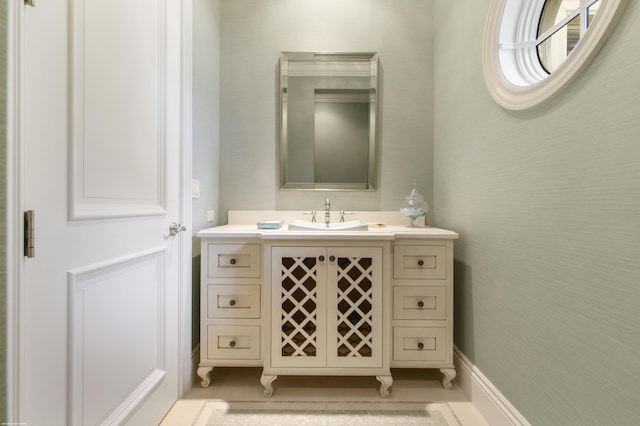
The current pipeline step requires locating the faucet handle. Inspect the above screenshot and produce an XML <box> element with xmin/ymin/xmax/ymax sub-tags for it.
<box><xmin>303</xmin><ymin>210</ymin><xmax>317</xmax><ymax>223</ymax></box>
<box><xmin>339</xmin><ymin>210</ymin><xmax>354</xmax><ymax>223</ymax></box>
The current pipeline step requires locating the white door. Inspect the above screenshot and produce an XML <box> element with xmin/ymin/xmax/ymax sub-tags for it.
<box><xmin>18</xmin><ymin>0</ymin><xmax>183</xmax><ymax>424</ymax></box>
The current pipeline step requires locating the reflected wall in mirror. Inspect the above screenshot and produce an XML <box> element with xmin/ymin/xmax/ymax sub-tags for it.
<box><xmin>279</xmin><ymin>52</ymin><xmax>378</xmax><ymax>190</ymax></box>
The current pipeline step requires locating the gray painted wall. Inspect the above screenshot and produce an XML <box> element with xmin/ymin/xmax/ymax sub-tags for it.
<box><xmin>433</xmin><ymin>1</ymin><xmax>640</xmax><ymax>424</ymax></box>
<box><xmin>193</xmin><ymin>0</ymin><xmax>221</xmax><ymax>235</ymax></box>
<box><xmin>192</xmin><ymin>0</ymin><xmax>221</xmax><ymax>349</ymax></box>
<box><xmin>219</xmin><ymin>0</ymin><xmax>434</xmax><ymax>222</ymax></box>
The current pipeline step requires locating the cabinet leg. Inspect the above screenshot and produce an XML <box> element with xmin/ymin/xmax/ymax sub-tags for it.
<box><xmin>440</xmin><ymin>368</ymin><xmax>456</xmax><ymax>390</ymax></box>
<box><xmin>260</xmin><ymin>373</ymin><xmax>278</xmax><ymax>396</ymax></box>
<box><xmin>376</xmin><ymin>375</ymin><xmax>393</xmax><ymax>398</ymax></box>
<box><xmin>197</xmin><ymin>366</ymin><xmax>213</xmax><ymax>388</ymax></box>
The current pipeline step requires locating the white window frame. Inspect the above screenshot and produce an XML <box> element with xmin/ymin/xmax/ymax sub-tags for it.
<box><xmin>483</xmin><ymin>0</ymin><xmax>627</xmax><ymax>110</ymax></box>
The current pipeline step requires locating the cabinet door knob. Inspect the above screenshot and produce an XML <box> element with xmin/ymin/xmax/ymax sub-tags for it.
<box><xmin>229</xmin><ymin>340</ymin><xmax>236</xmax><ymax>348</ymax></box>
<box><xmin>417</xmin><ymin>342</ymin><xmax>424</xmax><ymax>350</ymax></box>
<box><xmin>319</xmin><ymin>255</ymin><xmax>325</xmax><ymax>262</ymax></box>
<box><xmin>229</xmin><ymin>258</ymin><xmax>237</xmax><ymax>265</ymax></box>
<box><xmin>229</xmin><ymin>299</ymin><xmax>236</xmax><ymax>306</ymax></box>
<box><xmin>329</xmin><ymin>255</ymin><xmax>336</xmax><ymax>262</ymax></box>
<box><xmin>417</xmin><ymin>259</ymin><xmax>424</xmax><ymax>267</ymax></box>
<box><xmin>417</xmin><ymin>300</ymin><xmax>424</xmax><ymax>308</ymax></box>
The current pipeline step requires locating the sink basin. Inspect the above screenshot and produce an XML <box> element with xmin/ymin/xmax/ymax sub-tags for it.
<box><xmin>287</xmin><ymin>220</ymin><xmax>369</xmax><ymax>231</ymax></box>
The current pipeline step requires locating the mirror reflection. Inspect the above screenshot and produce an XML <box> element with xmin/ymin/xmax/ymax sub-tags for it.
<box><xmin>537</xmin><ymin>0</ymin><xmax>600</xmax><ymax>73</ymax></box>
<box><xmin>279</xmin><ymin>52</ymin><xmax>378</xmax><ymax>190</ymax></box>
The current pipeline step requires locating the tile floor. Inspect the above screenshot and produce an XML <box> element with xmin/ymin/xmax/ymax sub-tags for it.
<box><xmin>160</xmin><ymin>368</ymin><xmax>488</xmax><ymax>425</ymax></box>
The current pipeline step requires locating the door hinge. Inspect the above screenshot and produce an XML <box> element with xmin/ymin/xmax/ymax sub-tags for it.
<box><xmin>24</xmin><ymin>210</ymin><xmax>35</xmax><ymax>258</ymax></box>
<box><xmin>24</xmin><ymin>0</ymin><xmax>35</xmax><ymax>7</ymax></box>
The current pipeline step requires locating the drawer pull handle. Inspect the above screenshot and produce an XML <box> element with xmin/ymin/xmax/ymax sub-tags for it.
<box><xmin>229</xmin><ymin>340</ymin><xmax>236</xmax><ymax>348</ymax></box>
<box><xmin>229</xmin><ymin>258</ymin><xmax>237</xmax><ymax>265</ymax></box>
<box><xmin>229</xmin><ymin>299</ymin><xmax>236</xmax><ymax>307</ymax></box>
<box><xmin>417</xmin><ymin>300</ymin><xmax>424</xmax><ymax>308</ymax></box>
<box><xmin>329</xmin><ymin>255</ymin><xmax>336</xmax><ymax>262</ymax></box>
<box><xmin>417</xmin><ymin>259</ymin><xmax>424</xmax><ymax>267</ymax></box>
<box><xmin>319</xmin><ymin>255</ymin><xmax>325</xmax><ymax>262</ymax></box>
<box><xmin>417</xmin><ymin>342</ymin><xmax>424</xmax><ymax>350</ymax></box>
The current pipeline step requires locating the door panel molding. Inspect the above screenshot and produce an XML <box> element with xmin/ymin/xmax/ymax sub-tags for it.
<box><xmin>179</xmin><ymin>0</ymin><xmax>194</xmax><ymax>395</ymax></box>
<box><xmin>69</xmin><ymin>0</ymin><xmax>167</xmax><ymax>220</ymax></box>
<box><xmin>101</xmin><ymin>369</ymin><xmax>166</xmax><ymax>426</ymax></box>
<box><xmin>68</xmin><ymin>247</ymin><xmax>167</xmax><ymax>425</ymax></box>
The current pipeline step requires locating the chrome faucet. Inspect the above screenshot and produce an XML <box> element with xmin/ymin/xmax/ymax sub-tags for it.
<box><xmin>303</xmin><ymin>210</ymin><xmax>317</xmax><ymax>222</ymax></box>
<box><xmin>324</xmin><ymin>198</ymin><xmax>331</xmax><ymax>227</ymax></box>
<box><xmin>339</xmin><ymin>210</ymin><xmax>353</xmax><ymax>222</ymax></box>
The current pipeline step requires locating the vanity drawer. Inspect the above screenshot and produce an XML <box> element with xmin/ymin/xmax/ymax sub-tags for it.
<box><xmin>393</xmin><ymin>327</ymin><xmax>447</xmax><ymax>362</ymax></box>
<box><xmin>393</xmin><ymin>245</ymin><xmax>446</xmax><ymax>280</ymax></box>
<box><xmin>393</xmin><ymin>286</ymin><xmax>446</xmax><ymax>320</ymax></box>
<box><xmin>206</xmin><ymin>325</ymin><xmax>260</xmax><ymax>360</ymax></box>
<box><xmin>207</xmin><ymin>243</ymin><xmax>261</xmax><ymax>278</ymax></box>
<box><xmin>208</xmin><ymin>285</ymin><xmax>260</xmax><ymax>319</ymax></box>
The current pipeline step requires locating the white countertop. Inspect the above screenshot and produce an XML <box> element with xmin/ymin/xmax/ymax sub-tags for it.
<box><xmin>196</xmin><ymin>224</ymin><xmax>458</xmax><ymax>240</ymax></box>
<box><xmin>196</xmin><ymin>211</ymin><xmax>458</xmax><ymax>240</ymax></box>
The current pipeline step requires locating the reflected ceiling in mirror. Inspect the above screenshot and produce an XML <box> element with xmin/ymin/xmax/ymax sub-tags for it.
<box><xmin>279</xmin><ymin>52</ymin><xmax>378</xmax><ymax>191</ymax></box>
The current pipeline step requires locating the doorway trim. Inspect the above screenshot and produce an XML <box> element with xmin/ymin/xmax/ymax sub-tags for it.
<box><xmin>6</xmin><ymin>0</ymin><xmax>23</xmax><ymax>419</ymax></box>
<box><xmin>179</xmin><ymin>0</ymin><xmax>194</xmax><ymax>395</ymax></box>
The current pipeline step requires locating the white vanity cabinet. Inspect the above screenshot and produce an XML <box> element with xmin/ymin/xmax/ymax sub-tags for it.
<box><xmin>262</xmin><ymin>243</ymin><xmax>392</xmax><ymax>396</ymax></box>
<box><xmin>196</xmin><ymin>214</ymin><xmax>457</xmax><ymax>396</ymax></box>
<box><xmin>391</xmin><ymin>240</ymin><xmax>456</xmax><ymax>389</ymax></box>
<box><xmin>197</xmin><ymin>240</ymin><xmax>263</xmax><ymax>387</ymax></box>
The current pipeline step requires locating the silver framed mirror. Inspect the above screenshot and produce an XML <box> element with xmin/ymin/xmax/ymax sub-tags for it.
<box><xmin>279</xmin><ymin>52</ymin><xmax>379</xmax><ymax>190</ymax></box>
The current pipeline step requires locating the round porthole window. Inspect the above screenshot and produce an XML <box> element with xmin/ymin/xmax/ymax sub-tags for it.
<box><xmin>483</xmin><ymin>0</ymin><xmax>628</xmax><ymax>110</ymax></box>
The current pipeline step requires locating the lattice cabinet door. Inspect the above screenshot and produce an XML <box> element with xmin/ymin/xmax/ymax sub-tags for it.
<box><xmin>271</xmin><ymin>246</ymin><xmax>327</xmax><ymax>368</ymax></box>
<box><xmin>326</xmin><ymin>247</ymin><xmax>383</xmax><ymax>368</ymax></box>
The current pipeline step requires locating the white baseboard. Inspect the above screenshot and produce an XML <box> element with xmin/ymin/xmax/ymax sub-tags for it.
<box><xmin>454</xmin><ymin>346</ymin><xmax>530</xmax><ymax>426</ymax></box>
